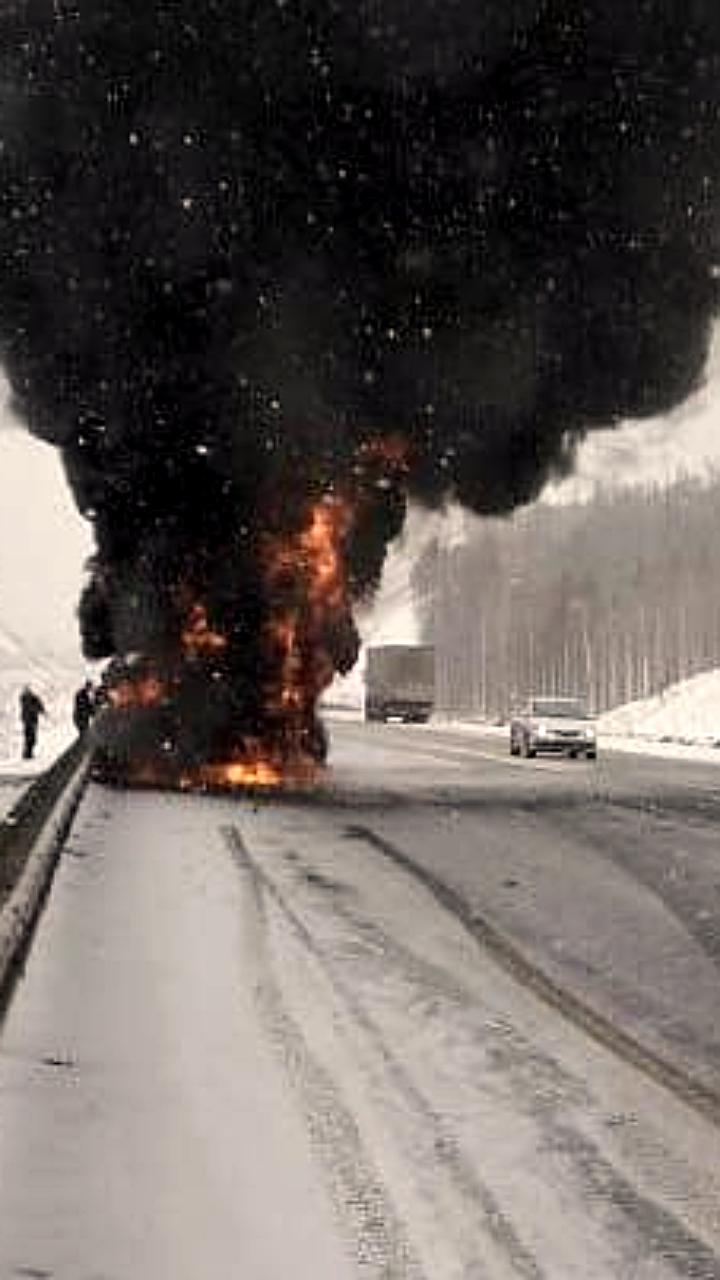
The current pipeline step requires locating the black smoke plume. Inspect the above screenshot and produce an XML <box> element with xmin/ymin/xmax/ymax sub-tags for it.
<box><xmin>0</xmin><ymin>1</ymin><xmax>719</xmax><ymax>776</ymax></box>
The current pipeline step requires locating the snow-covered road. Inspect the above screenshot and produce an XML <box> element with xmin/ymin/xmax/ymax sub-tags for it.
<box><xmin>1</xmin><ymin>724</ymin><xmax>719</xmax><ymax>1277</ymax></box>
<box><xmin>0</xmin><ymin>788</ymin><xmax>360</xmax><ymax>1279</ymax></box>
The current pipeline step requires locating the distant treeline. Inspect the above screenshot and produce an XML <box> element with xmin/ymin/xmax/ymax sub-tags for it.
<box><xmin>411</xmin><ymin>474</ymin><xmax>720</xmax><ymax>716</ymax></box>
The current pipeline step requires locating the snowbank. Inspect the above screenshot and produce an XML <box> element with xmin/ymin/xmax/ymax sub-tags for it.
<box><xmin>597</xmin><ymin>668</ymin><xmax>720</xmax><ymax>746</ymax></box>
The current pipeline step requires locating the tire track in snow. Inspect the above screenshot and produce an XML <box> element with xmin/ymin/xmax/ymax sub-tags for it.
<box><xmin>222</xmin><ymin>824</ymin><xmax>426</xmax><ymax>1280</ymax></box>
<box><xmin>345</xmin><ymin>825</ymin><xmax>720</xmax><ymax>1132</ymax></box>
<box><xmin>223</xmin><ymin>823</ymin><xmax>546</xmax><ymax>1280</ymax></box>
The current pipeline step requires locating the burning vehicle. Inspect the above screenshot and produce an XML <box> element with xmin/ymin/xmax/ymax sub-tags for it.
<box><xmin>91</xmin><ymin>652</ymin><xmax>329</xmax><ymax>789</ymax></box>
<box><xmin>89</xmin><ymin>497</ymin><xmax>356</xmax><ymax>787</ymax></box>
<box><xmin>0</xmin><ymin>2</ymin><xmax>719</xmax><ymax>788</ymax></box>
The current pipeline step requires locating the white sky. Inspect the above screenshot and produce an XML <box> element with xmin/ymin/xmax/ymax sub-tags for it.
<box><xmin>0</xmin><ymin>384</ymin><xmax>92</xmax><ymax>658</ymax></box>
<box><xmin>2</xmin><ymin>320</ymin><xmax>720</xmax><ymax>656</ymax></box>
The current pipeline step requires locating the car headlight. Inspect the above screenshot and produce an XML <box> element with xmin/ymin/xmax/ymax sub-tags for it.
<box><xmin>584</xmin><ymin>727</ymin><xmax>596</xmax><ymax>739</ymax></box>
<box><xmin>535</xmin><ymin>723</ymin><xmax>547</xmax><ymax>736</ymax></box>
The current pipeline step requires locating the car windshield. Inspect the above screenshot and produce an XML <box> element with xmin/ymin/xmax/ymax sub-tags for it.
<box><xmin>531</xmin><ymin>699</ymin><xmax>587</xmax><ymax>718</ymax></box>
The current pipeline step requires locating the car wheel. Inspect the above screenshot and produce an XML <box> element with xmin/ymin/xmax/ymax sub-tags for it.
<box><xmin>569</xmin><ymin>749</ymin><xmax>578</xmax><ymax>759</ymax></box>
<box><xmin>586</xmin><ymin>750</ymin><xmax>597</xmax><ymax>760</ymax></box>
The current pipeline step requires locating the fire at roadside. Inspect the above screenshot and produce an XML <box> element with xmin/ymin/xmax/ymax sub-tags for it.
<box><xmin>89</xmin><ymin>492</ymin><xmax>361</xmax><ymax>790</ymax></box>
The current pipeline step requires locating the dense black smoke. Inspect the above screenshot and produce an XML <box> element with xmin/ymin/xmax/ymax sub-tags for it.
<box><xmin>0</xmin><ymin>1</ymin><xmax>719</xmax><ymax>770</ymax></box>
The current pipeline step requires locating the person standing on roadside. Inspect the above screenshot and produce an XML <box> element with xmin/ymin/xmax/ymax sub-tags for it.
<box><xmin>73</xmin><ymin>680</ymin><xmax>95</xmax><ymax>736</ymax></box>
<box><xmin>19</xmin><ymin>684</ymin><xmax>46</xmax><ymax>760</ymax></box>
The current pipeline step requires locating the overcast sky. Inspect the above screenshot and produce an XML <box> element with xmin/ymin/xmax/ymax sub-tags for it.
<box><xmin>2</xmin><ymin>322</ymin><xmax>720</xmax><ymax>657</ymax></box>
<box><xmin>0</xmin><ymin>383</ymin><xmax>92</xmax><ymax>658</ymax></box>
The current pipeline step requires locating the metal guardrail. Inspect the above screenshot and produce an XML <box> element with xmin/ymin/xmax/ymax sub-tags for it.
<box><xmin>0</xmin><ymin>739</ymin><xmax>91</xmax><ymax>1002</ymax></box>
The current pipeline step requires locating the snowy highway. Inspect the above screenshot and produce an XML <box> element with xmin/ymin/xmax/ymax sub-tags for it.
<box><xmin>1</xmin><ymin>717</ymin><xmax>720</xmax><ymax>1278</ymax></box>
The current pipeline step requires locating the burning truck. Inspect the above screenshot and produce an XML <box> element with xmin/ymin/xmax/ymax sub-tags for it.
<box><xmin>89</xmin><ymin>460</ymin><xmax>405</xmax><ymax>788</ymax></box>
<box><xmin>89</xmin><ymin>500</ymin><xmax>356</xmax><ymax>788</ymax></box>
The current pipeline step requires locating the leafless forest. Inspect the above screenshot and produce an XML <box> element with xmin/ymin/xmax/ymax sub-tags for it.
<box><xmin>412</xmin><ymin>474</ymin><xmax>720</xmax><ymax>717</ymax></box>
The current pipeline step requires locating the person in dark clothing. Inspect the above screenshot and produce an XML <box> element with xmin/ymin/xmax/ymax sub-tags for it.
<box><xmin>20</xmin><ymin>685</ymin><xmax>46</xmax><ymax>759</ymax></box>
<box><xmin>73</xmin><ymin>680</ymin><xmax>95</xmax><ymax>735</ymax></box>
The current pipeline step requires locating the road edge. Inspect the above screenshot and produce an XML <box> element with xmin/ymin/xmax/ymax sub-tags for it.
<box><xmin>0</xmin><ymin>747</ymin><xmax>91</xmax><ymax>1002</ymax></box>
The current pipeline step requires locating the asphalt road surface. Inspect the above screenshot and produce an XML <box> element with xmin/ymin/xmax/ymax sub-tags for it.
<box><xmin>1</xmin><ymin>718</ymin><xmax>719</xmax><ymax>1278</ymax></box>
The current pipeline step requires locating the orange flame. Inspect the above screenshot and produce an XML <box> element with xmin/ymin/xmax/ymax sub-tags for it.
<box><xmin>261</xmin><ymin>494</ymin><xmax>353</xmax><ymax>725</ymax></box>
<box><xmin>118</xmin><ymin>496</ymin><xmax>354</xmax><ymax>793</ymax></box>
<box><xmin>300</xmin><ymin>498</ymin><xmax>353</xmax><ymax>609</ymax></box>
<box><xmin>181</xmin><ymin>602</ymin><xmax>227</xmax><ymax>658</ymax></box>
<box><xmin>199</xmin><ymin>760</ymin><xmax>283</xmax><ymax>788</ymax></box>
<box><xmin>188</xmin><ymin>753</ymin><xmax>319</xmax><ymax>790</ymax></box>
<box><xmin>98</xmin><ymin>488</ymin><xmax>365</xmax><ymax>792</ymax></box>
<box><xmin>108</xmin><ymin>674</ymin><xmax>165</xmax><ymax>709</ymax></box>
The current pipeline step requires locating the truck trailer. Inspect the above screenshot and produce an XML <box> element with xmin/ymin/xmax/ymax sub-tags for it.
<box><xmin>364</xmin><ymin>645</ymin><xmax>435</xmax><ymax>723</ymax></box>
